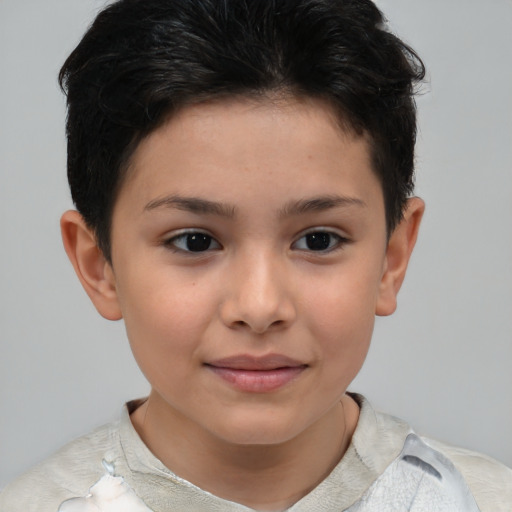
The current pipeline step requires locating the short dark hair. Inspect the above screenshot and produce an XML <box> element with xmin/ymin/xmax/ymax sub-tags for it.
<box><xmin>59</xmin><ymin>0</ymin><xmax>425</xmax><ymax>260</ymax></box>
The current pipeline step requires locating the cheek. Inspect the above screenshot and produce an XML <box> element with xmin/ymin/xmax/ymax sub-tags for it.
<box><xmin>304</xmin><ymin>264</ymin><xmax>379</xmax><ymax>329</ymax></box>
<box><xmin>310</xmin><ymin>297</ymin><xmax>374</xmax><ymax>397</ymax></box>
<box><xmin>302</xmin><ymin>268</ymin><xmax>379</xmax><ymax>371</ymax></box>
<box><xmin>117</xmin><ymin>268</ymin><xmax>219</xmax><ymax>373</ymax></box>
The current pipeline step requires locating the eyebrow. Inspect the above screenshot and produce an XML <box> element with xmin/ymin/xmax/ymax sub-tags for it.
<box><xmin>143</xmin><ymin>194</ymin><xmax>365</xmax><ymax>218</ymax></box>
<box><xmin>144</xmin><ymin>195</ymin><xmax>236</xmax><ymax>218</ymax></box>
<box><xmin>278</xmin><ymin>195</ymin><xmax>366</xmax><ymax>218</ymax></box>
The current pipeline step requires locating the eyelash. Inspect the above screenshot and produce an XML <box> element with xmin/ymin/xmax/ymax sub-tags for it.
<box><xmin>163</xmin><ymin>229</ymin><xmax>349</xmax><ymax>254</ymax></box>
<box><xmin>164</xmin><ymin>231</ymin><xmax>222</xmax><ymax>253</ymax></box>
<box><xmin>292</xmin><ymin>230</ymin><xmax>349</xmax><ymax>253</ymax></box>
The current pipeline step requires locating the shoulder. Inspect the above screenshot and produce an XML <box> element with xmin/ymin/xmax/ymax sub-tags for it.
<box><xmin>351</xmin><ymin>394</ymin><xmax>512</xmax><ymax>511</ymax></box>
<box><xmin>423</xmin><ymin>437</ymin><xmax>512</xmax><ymax>512</ymax></box>
<box><xmin>0</xmin><ymin>420</ymin><xmax>119</xmax><ymax>512</ymax></box>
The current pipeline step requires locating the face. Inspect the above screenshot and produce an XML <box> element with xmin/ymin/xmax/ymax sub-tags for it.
<box><xmin>108</xmin><ymin>97</ymin><xmax>390</xmax><ymax>445</ymax></box>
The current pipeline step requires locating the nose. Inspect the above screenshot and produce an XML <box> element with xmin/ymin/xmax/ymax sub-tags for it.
<box><xmin>219</xmin><ymin>248</ymin><xmax>296</xmax><ymax>334</ymax></box>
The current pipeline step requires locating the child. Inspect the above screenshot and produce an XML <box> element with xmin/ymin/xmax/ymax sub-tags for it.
<box><xmin>1</xmin><ymin>0</ymin><xmax>511</xmax><ymax>510</ymax></box>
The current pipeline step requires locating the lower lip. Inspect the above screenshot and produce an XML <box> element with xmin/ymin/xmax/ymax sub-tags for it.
<box><xmin>207</xmin><ymin>366</ymin><xmax>306</xmax><ymax>393</ymax></box>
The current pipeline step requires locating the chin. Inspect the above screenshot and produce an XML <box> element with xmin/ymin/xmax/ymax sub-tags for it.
<box><xmin>210</xmin><ymin>412</ymin><xmax>307</xmax><ymax>447</ymax></box>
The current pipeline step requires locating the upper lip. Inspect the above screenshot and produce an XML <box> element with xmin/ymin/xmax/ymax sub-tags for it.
<box><xmin>206</xmin><ymin>354</ymin><xmax>307</xmax><ymax>371</ymax></box>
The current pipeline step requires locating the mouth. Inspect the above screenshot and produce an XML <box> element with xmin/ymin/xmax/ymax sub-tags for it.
<box><xmin>205</xmin><ymin>354</ymin><xmax>308</xmax><ymax>393</ymax></box>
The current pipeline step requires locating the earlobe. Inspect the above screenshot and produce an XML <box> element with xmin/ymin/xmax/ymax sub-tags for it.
<box><xmin>375</xmin><ymin>197</ymin><xmax>425</xmax><ymax>316</ymax></box>
<box><xmin>60</xmin><ymin>210</ymin><xmax>122</xmax><ymax>321</ymax></box>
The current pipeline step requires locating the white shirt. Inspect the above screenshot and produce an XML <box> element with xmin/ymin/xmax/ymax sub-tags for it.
<box><xmin>1</xmin><ymin>395</ymin><xmax>511</xmax><ymax>511</ymax></box>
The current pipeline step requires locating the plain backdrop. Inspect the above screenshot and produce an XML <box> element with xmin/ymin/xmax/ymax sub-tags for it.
<box><xmin>1</xmin><ymin>0</ymin><xmax>511</xmax><ymax>488</ymax></box>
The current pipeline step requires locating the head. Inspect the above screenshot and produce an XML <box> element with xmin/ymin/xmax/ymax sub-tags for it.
<box><xmin>60</xmin><ymin>0</ymin><xmax>425</xmax><ymax>448</ymax></box>
<box><xmin>59</xmin><ymin>0</ymin><xmax>425</xmax><ymax>261</ymax></box>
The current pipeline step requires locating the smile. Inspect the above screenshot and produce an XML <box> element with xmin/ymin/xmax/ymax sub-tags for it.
<box><xmin>205</xmin><ymin>354</ymin><xmax>308</xmax><ymax>393</ymax></box>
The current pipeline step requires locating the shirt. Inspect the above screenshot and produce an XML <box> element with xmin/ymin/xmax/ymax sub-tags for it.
<box><xmin>1</xmin><ymin>394</ymin><xmax>511</xmax><ymax>511</ymax></box>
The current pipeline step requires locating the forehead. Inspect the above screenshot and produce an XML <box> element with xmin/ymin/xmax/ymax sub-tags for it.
<box><xmin>118</xmin><ymin>96</ymin><xmax>384</xmax><ymax>218</ymax></box>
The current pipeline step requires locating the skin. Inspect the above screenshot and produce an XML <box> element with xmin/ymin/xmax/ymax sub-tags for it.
<box><xmin>61</xmin><ymin>96</ymin><xmax>424</xmax><ymax>511</ymax></box>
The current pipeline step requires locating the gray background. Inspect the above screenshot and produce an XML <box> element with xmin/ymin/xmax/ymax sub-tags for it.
<box><xmin>1</xmin><ymin>0</ymin><xmax>511</xmax><ymax>488</ymax></box>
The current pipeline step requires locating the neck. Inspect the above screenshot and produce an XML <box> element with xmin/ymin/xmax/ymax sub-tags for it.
<box><xmin>131</xmin><ymin>393</ymin><xmax>359</xmax><ymax>511</ymax></box>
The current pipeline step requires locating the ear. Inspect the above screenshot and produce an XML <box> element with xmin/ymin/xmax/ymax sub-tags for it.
<box><xmin>60</xmin><ymin>210</ymin><xmax>122</xmax><ymax>321</ymax></box>
<box><xmin>376</xmin><ymin>197</ymin><xmax>425</xmax><ymax>316</ymax></box>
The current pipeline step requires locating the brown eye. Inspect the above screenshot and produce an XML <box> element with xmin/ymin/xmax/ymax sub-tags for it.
<box><xmin>305</xmin><ymin>232</ymin><xmax>332</xmax><ymax>251</ymax></box>
<box><xmin>185</xmin><ymin>233</ymin><xmax>213</xmax><ymax>251</ymax></box>
<box><xmin>292</xmin><ymin>230</ymin><xmax>347</xmax><ymax>252</ymax></box>
<box><xmin>167</xmin><ymin>232</ymin><xmax>221</xmax><ymax>253</ymax></box>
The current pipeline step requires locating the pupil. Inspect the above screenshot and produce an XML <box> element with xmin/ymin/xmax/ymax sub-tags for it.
<box><xmin>186</xmin><ymin>234</ymin><xmax>211</xmax><ymax>252</ymax></box>
<box><xmin>306</xmin><ymin>232</ymin><xmax>331</xmax><ymax>251</ymax></box>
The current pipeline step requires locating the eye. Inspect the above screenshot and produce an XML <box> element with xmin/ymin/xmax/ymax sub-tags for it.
<box><xmin>165</xmin><ymin>231</ymin><xmax>221</xmax><ymax>253</ymax></box>
<box><xmin>292</xmin><ymin>230</ymin><xmax>347</xmax><ymax>252</ymax></box>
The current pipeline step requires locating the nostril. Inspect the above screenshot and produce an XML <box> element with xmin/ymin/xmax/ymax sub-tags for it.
<box><xmin>230</xmin><ymin>318</ymin><xmax>285</xmax><ymax>333</ymax></box>
<box><xmin>233</xmin><ymin>320</ymin><xmax>248</xmax><ymax>328</ymax></box>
